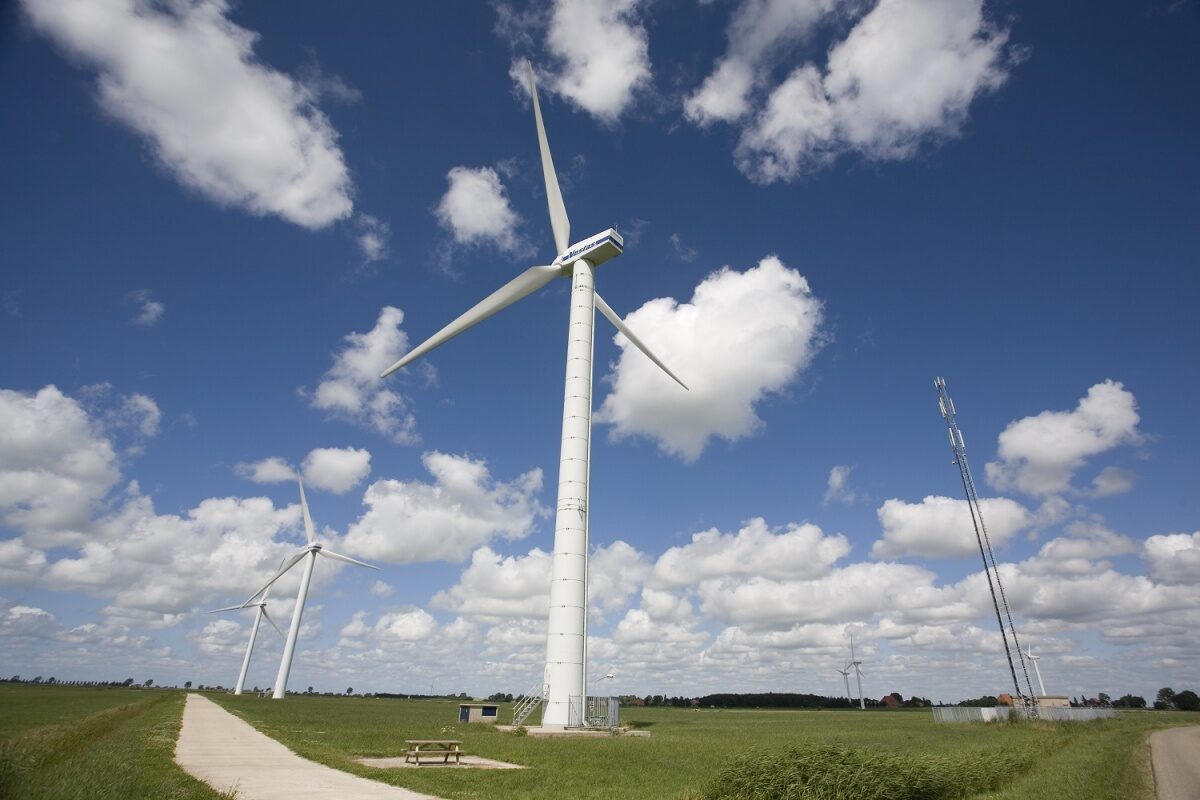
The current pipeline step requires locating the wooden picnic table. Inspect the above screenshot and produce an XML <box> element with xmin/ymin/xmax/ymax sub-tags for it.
<box><xmin>404</xmin><ymin>739</ymin><xmax>464</xmax><ymax>765</ymax></box>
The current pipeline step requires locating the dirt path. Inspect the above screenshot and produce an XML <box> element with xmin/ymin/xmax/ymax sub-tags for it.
<box><xmin>175</xmin><ymin>693</ymin><xmax>439</xmax><ymax>800</ymax></box>
<box><xmin>1151</xmin><ymin>725</ymin><xmax>1200</xmax><ymax>800</ymax></box>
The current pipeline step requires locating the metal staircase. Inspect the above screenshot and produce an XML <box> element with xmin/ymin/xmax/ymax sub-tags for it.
<box><xmin>512</xmin><ymin>679</ymin><xmax>546</xmax><ymax>727</ymax></box>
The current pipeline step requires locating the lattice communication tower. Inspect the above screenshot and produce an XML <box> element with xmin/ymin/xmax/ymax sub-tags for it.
<box><xmin>934</xmin><ymin>377</ymin><xmax>1038</xmax><ymax>712</ymax></box>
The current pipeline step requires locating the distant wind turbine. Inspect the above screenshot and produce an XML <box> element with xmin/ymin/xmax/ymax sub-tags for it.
<box><xmin>848</xmin><ymin>634</ymin><xmax>866</xmax><ymax>710</ymax></box>
<box><xmin>1025</xmin><ymin>647</ymin><xmax>1047</xmax><ymax>696</ymax></box>
<box><xmin>209</xmin><ymin>559</ymin><xmax>286</xmax><ymax>696</ymax></box>
<box><xmin>242</xmin><ymin>478</ymin><xmax>378</xmax><ymax>699</ymax></box>
<box><xmin>836</xmin><ymin>666</ymin><xmax>852</xmax><ymax>701</ymax></box>
<box><xmin>380</xmin><ymin>63</ymin><xmax>687</xmax><ymax>728</ymax></box>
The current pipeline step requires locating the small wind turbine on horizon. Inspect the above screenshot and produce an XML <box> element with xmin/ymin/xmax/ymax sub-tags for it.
<box><xmin>1025</xmin><ymin>646</ymin><xmax>1047</xmax><ymax>697</ymax></box>
<box><xmin>240</xmin><ymin>478</ymin><xmax>378</xmax><ymax>700</ymax></box>
<box><xmin>209</xmin><ymin>558</ymin><xmax>286</xmax><ymax>696</ymax></box>
<box><xmin>847</xmin><ymin>634</ymin><xmax>866</xmax><ymax>710</ymax></box>
<box><xmin>835</xmin><ymin>665</ymin><xmax>852</xmax><ymax>702</ymax></box>
<box><xmin>379</xmin><ymin>63</ymin><xmax>687</xmax><ymax>728</ymax></box>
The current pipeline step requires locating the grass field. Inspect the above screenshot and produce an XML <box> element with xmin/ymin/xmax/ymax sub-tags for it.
<box><xmin>206</xmin><ymin>693</ymin><xmax>1198</xmax><ymax>800</ymax></box>
<box><xmin>1</xmin><ymin>684</ymin><xmax>1196</xmax><ymax>799</ymax></box>
<box><xmin>0</xmin><ymin>684</ymin><xmax>225</xmax><ymax>800</ymax></box>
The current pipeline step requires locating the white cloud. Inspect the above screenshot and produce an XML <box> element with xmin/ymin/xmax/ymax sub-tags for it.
<box><xmin>823</xmin><ymin>465</ymin><xmax>856</xmax><ymax>505</ymax></box>
<box><xmin>368</xmin><ymin>580</ymin><xmax>394</xmax><ymax>597</ymax></box>
<box><xmin>434</xmin><ymin>167</ymin><xmax>523</xmax><ymax>254</ymax></box>
<box><xmin>128</xmin><ymin>289</ymin><xmax>164</xmax><ymax>326</ymax></box>
<box><xmin>986</xmin><ymin>381</ymin><xmax>1141</xmax><ymax>497</ymax></box>
<box><xmin>1142</xmin><ymin>532</ymin><xmax>1200</xmax><ymax>586</ymax></box>
<box><xmin>872</xmin><ymin>495</ymin><xmax>1031</xmax><ymax>559</ymax></box>
<box><xmin>311</xmin><ymin>307</ymin><xmax>419</xmax><ymax>444</ymax></box>
<box><xmin>235</xmin><ymin>457</ymin><xmax>296</xmax><ymax>484</ymax></box>
<box><xmin>432</xmin><ymin>546</ymin><xmax>551</xmax><ymax>622</ymax></box>
<box><xmin>374</xmin><ymin>609</ymin><xmax>438</xmax><ymax>642</ymax></box>
<box><xmin>0</xmin><ymin>538</ymin><xmax>48</xmax><ymax>587</ymax></box>
<box><xmin>301</xmin><ymin>447</ymin><xmax>371</xmax><ymax>495</ymax></box>
<box><xmin>596</xmin><ymin>256</ymin><xmax>824</xmax><ymax>462</ymax></box>
<box><xmin>355</xmin><ymin>214</ymin><xmax>390</xmax><ymax>262</ymax></box>
<box><xmin>733</xmin><ymin>0</ymin><xmax>1014</xmax><ymax>182</ymax></box>
<box><xmin>22</xmin><ymin>0</ymin><xmax>353</xmax><ymax>228</ymax></box>
<box><xmin>540</xmin><ymin>0</ymin><xmax>650</xmax><ymax>123</ymax></box>
<box><xmin>684</xmin><ymin>0</ymin><xmax>837</xmax><ymax>126</ymax></box>
<box><xmin>342</xmin><ymin>452</ymin><xmax>545</xmax><ymax>563</ymax></box>
<box><xmin>0</xmin><ymin>386</ymin><xmax>121</xmax><ymax>547</ymax></box>
<box><xmin>589</xmin><ymin>541</ymin><xmax>652</xmax><ymax>616</ymax></box>
<box><xmin>653</xmin><ymin>518</ymin><xmax>850</xmax><ymax>588</ymax></box>
<box><xmin>1091</xmin><ymin>466</ymin><xmax>1135</xmax><ymax>498</ymax></box>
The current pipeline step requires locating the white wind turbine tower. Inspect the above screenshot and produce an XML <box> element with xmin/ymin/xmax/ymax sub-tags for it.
<box><xmin>1025</xmin><ymin>646</ymin><xmax>1047</xmax><ymax>697</ymax></box>
<box><xmin>380</xmin><ymin>63</ymin><xmax>687</xmax><ymax>728</ymax></box>
<box><xmin>241</xmin><ymin>478</ymin><xmax>379</xmax><ymax>700</ymax></box>
<box><xmin>847</xmin><ymin>635</ymin><xmax>866</xmax><ymax>710</ymax></box>
<box><xmin>209</xmin><ymin>559</ymin><xmax>286</xmax><ymax>695</ymax></box>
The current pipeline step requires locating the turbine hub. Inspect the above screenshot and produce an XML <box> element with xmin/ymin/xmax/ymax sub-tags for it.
<box><xmin>554</xmin><ymin>228</ymin><xmax>623</xmax><ymax>269</ymax></box>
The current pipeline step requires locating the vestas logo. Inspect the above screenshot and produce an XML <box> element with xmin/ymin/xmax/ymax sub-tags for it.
<box><xmin>559</xmin><ymin>236</ymin><xmax>621</xmax><ymax>263</ymax></box>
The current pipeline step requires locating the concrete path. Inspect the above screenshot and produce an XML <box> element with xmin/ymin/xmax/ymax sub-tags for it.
<box><xmin>1151</xmin><ymin>726</ymin><xmax>1200</xmax><ymax>800</ymax></box>
<box><xmin>175</xmin><ymin>693</ymin><xmax>439</xmax><ymax>800</ymax></box>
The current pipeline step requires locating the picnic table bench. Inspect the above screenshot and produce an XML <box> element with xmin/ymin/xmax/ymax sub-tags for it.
<box><xmin>404</xmin><ymin>739</ymin><xmax>464</xmax><ymax>765</ymax></box>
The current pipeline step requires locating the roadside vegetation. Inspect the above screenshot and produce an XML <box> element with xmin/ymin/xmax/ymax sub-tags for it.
<box><xmin>0</xmin><ymin>684</ymin><xmax>224</xmax><ymax>800</ymax></box>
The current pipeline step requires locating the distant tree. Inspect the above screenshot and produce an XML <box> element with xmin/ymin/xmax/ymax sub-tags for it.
<box><xmin>347</xmin><ymin>687</ymin><xmax>353</xmax><ymax>695</ymax></box>
<box><xmin>307</xmin><ymin>686</ymin><xmax>314</xmax><ymax>694</ymax></box>
<box><xmin>1098</xmin><ymin>692</ymin><xmax>1111</xmax><ymax>706</ymax></box>
<box><xmin>1155</xmin><ymin>687</ymin><xmax>1176</xmax><ymax>710</ymax></box>
<box><xmin>1174</xmin><ymin>690</ymin><xmax>1200</xmax><ymax>712</ymax></box>
<box><xmin>123</xmin><ymin>678</ymin><xmax>134</xmax><ymax>687</ymax></box>
<box><xmin>47</xmin><ymin>677</ymin><xmax>57</xmax><ymax>684</ymax></box>
<box><xmin>10</xmin><ymin>675</ymin><xmax>18</xmax><ymax>682</ymax></box>
<box><xmin>184</xmin><ymin>681</ymin><xmax>192</xmax><ymax>689</ymax></box>
<box><xmin>32</xmin><ymin>676</ymin><xmax>43</xmax><ymax>684</ymax></box>
<box><xmin>1113</xmin><ymin>695</ymin><xmax>1146</xmax><ymax>708</ymax></box>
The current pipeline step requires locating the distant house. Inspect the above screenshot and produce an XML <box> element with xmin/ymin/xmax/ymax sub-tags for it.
<box><xmin>997</xmin><ymin>693</ymin><xmax>1015</xmax><ymax>706</ymax></box>
<box><xmin>880</xmin><ymin>695</ymin><xmax>901</xmax><ymax>708</ymax></box>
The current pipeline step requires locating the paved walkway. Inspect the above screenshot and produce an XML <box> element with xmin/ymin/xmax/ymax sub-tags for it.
<box><xmin>175</xmin><ymin>693</ymin><xmax>439</xmax><ymax>800</ymax></box>
<box><xmin>1151</xmin><ymin>725</ymin><xmax>1200</xmax><ymax>800</ymax></box>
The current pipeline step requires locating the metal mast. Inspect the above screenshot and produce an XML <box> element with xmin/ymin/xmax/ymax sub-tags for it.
<box><xmin>934</xmin><ymin>377</ymin><xmax>1038</xmax><ymax>712</ymax></box>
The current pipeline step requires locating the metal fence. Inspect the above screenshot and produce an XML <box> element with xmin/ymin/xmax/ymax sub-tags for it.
<box><xmin>568</xmin><ymin>695</ymin><xmax>620</xmax><ymax>729</ymax></box>
<box><xmin>932</xmin><ymin>706</ymin><xmax>1116</xmax><ymax>723</ymax></box>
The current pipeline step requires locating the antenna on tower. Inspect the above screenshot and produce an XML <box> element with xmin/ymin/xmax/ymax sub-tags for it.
<box><xmin>934</xmin><ymin>377</ymin><xmax>1039</xmax><ymax>715</ymax></box>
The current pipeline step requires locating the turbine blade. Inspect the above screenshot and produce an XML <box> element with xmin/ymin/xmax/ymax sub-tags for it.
<box><xmin>261</xmin><ymin>560</ymin><xmax>284</xmax><ymax>603</ymax></box>
<box><xmin>595</xmin><ymin>293</ymin><xmax>688</xmax><ymax>390</ymax></box>
<box><xmin>527</xmin><ymin>62</ymin><xmax>570</xmax><ymax>255</ymax></box>
<box><xmin>298</xmin><ymin>478</ymin><xmax>315</xmax><ymax>545</ymax></box>
<box><xmin>317</xmin><ymin>548</ymin><xmax>380</xmax><ymax>571</ymax></box>
<box><xmin>209</xmin><ymin>604</ymin><xmax>251</xmax><ymax>614</ymax></box>
<box><xmin>241</xmin><ymin>550</ymin><xmax>307</xmax><ymax>608</ymax></box>
<box><xmin>261</xmin><ymin>609</ymin><xmax>286</xmax><ymax>639</ymax></box>
<box><xmin>380</xmin><ymin>265</ymin><xmax>563</xmax><ymax>377</ymax></box>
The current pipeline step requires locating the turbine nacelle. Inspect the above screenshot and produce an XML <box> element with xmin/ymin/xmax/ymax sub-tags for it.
<box><xmin>553</xmin><ymin>228</ymin><xmax>624</xmax><ymax>269</ymax></box>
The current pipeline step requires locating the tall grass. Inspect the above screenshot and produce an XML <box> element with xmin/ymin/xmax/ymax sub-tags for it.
<box><xmin>690</xmin><ymin>741</ymin><xmax>1039</xmax><ymax>800</ymax></box>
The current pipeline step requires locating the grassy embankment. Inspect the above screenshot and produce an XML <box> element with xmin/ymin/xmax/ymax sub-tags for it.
<box><xmin>208</xmin><ymin>693</ymin><xmax>1199</xmax><ymax>800</ymax></box>
<box><xmin>0</xmin><ymin>684</ymin><xmax>226</xmax><ymax>800</ymax></box>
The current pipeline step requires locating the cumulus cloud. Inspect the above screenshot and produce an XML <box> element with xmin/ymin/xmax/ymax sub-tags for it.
<box><xmin>1142</xmin><ymin>532</ymin><xmax>1200</xmax><ymax>585</ymax></box>
<box><xmin>685</xmin><ymin>0</ymin><xmax>837</xmax><ymax>126</ymax></box>
<box><xmin>235</xmin><ymin>456</ymin><xmax>296</xmax><ymax>484</ymax></box>
<box><xmin>22</xmin><ymin>0</ymin><xmax>353</xmax><ymax>228</ymax></box>
<box><xmin>985</xmin><ymin>380</ymin><xmax>1141</xmax><ymax>497</ymax></box>
<box><xmin>342</xmin><ymin>452</ymin><xmax>545</xmax><ymax>563</ymax></box>
<box><xmin>506</xmin><ymin>0</ymin><xmax>650</xmax><ymax>123</ymax></box>
<box><xmin>724</xmin><ymin>0</ymin><xmax>1015</xmax><ymax>182</ymax></box>
<box><xmin>432</xmin><ymin>546</ymin><xmax>551</xmax><ymax>622</ymax></box>
<box><xmin>435</xmin><ymin>166</ymin><xmax>524</xmax><ymax>254</ymax></box>
<box><xmin>301</xmin><ymin>447</ymin><xmax>371</xmax><ymax>495</ymax></box>
<box><xmin>654</xmin><ymin>518</ymin><xmax>850</xmax><ymax>588</ymax></box>
<box><xmin>823</xmin><ymin>465</ymin><xmax>856</xmax><ymax>505</ymax></box>
<box><xmin>128</xmin><ymin>289</ymin><xmax>164</xmax><ymax>326</ymax></box>
<box><xmin>596</xmin><ymin>256</ymin><xmax>824</xmax><ymax>462</ymax></box>
<box><xmin>355</xmin><ymin>214</ymin><xmax>390</xmax><ymax>262</ymax></box>
<box><xmin>1091</xmin><ymin>466</ymin><xmax>1135</xmax><ymax>498</ymax></box>
<box><xmin>0</xmin><ymin>386</ymin><xmax>121</xmax><ymax>547</ymax></box>
<box><xmin>310</xmin><ymin>307</ymin><xmax>419</xmax><ymax>444</ymax></box>
<box><xmin>872</xmin><ymin>495</ymin><xmax>1031</xmax><ymax>560</ymax></box>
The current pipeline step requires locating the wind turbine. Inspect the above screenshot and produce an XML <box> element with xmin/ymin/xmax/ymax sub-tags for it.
<box><xmin>241</xmin><ymin>478</ymin><xmax>379</xmax><ymax>699</ymax></box>
<box><xmin>835</xmin><ymin>666</ymin><xmax>852</xmax><ymax>702</ymax></box>
<box><xmin>848</xmin><ymin>635</ymin><xmax>866</xmax><ymax>710</ymax></box>
<box><xmin>209</xmin><ymin>560</ymin><xmax>286</xmax><ymax>695</ymax></box>
<box><xmin>379</xmin><ymin>64</ymin><xmax>687</xmax><ymax>728</ymax></box>
<box><xmin>1025</xmin><ymin>646</ymin><xmax>1047</xmax><ymax>696</ymax></box>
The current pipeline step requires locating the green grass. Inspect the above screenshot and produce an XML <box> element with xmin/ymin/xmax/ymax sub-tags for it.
<box><xmin>0</xmin><ymin>684</ymin><xmax>226</xmax><ymax>800</ymax></box>
<box><xmin>206</xmin><ymin>694</ymin><xmax>1200</xmax><ymax>799</ymax></box>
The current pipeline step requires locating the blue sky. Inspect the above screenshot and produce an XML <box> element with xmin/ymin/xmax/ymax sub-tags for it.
<box><xmin>1</xmin><ymin>0</ymin><xmax>1197</xmax><ymax>703</ymax></box>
